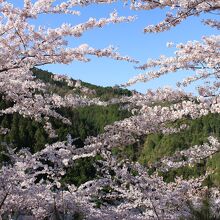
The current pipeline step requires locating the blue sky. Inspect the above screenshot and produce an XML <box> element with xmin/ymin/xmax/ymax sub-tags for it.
<box><xmin>11</xmin><ymin>1</ymin><xmax>218</xmax><ymax>93</ymax></box>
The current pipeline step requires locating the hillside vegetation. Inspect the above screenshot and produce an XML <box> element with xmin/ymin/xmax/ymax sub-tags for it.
<box><xmin>1</xmin><ymin>68</ymin><xmax>220</xmax><ymax>188</ymax></box>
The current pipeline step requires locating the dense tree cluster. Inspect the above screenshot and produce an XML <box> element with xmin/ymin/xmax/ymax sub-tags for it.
<box><xmin>0</xmin><ymin>0</ymin><xmax>219</xmax><ymax>219</ymax></box>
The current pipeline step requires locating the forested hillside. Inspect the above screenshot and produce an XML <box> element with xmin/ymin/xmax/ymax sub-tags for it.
<box><xmin>0</xmin><ymin>68</ymin><xmax>134</xmax><ymax>188</ymax></box>
<box><xmin>1</xmin><ymin>68</ymin><xmax>220</xmax><ymax>190</ymax></box>
<box><xmin>112</xmin><ymin>113</ymin><xmax>220</xmax><ymax>186</ymax></box>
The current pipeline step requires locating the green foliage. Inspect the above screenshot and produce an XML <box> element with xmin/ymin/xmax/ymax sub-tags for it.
<box><xmin>111</xmin><ymin>139</ymin><xmax>144</xmax><ymax>162</ymax></box>
<box><xmin>138</xmin><ymin>114</ymin><xmax>220</xmax><ymax>166</ymax></box>
<box><xmin>32</xmin><ymin>68</ymin><xmax>77</xmax><ymax>97</ymax></box>
<box><xmin>110</xmin><ymin>113</ymin><xmax>220</xmax><ymax>186</ymax></box>
<box><xmin>52</xmin><ymin>104</ymin><xmax>131</xmax><ymax>141</ymax></box>
<box><xmin>2</xmin><ymin>67</ymin><xmax>220</xmax><ymax>189</ymax></box>
<box><xmin>81</xmin><ymin>82</ymin><xmax>132</xmax><ymax>101</ymax></box>
<box><xmin>206</xmin><ymin>152</ymin><xmax>220</xmax><ymax>186</ymax></box>
<box><xmin>0</xmin><ymin>101</ymin><xmax>130</xmax><ymax>184</ymax></box>
<box><xmin>0</xmin><ymin>95</ymin><xmax>14</xmax><ymax>110</ymax></box>
<box><xmin>159</xmin><ymin>161</ymin><xmax>207</xmax><ymax>183</ymax></box>
<box><xmin>33</xmin><ymin>68</ymin><xmax>132</xmax><ymax>100</ymax></box>
<box><xmin>61</xmin><ymin>156</ymin><xmax>99</xmax><ymax>187</ymax></box>
<box><xmin>0</xmin><ymin>113</ymin><xmax>48</xmax><ymax>153</ymax></box>
<box><xmin>0</xmin><ymin>99</ymin><xmax>130</xmax><ymax>157</ymax></box>
<box><xmin>0</xmin><ymin>71</ymin><xmax>132</xmax><ymax>185</ymax></box>
<box><xmin>135</xmin><ymin>114</ymin><xmax>220</xmax><ymax>185</ymax></box>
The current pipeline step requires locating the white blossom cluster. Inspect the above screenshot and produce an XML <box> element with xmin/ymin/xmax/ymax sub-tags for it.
<box><xmin>125</xmin><ymin>35</ymin><xmax>220</xmax><ymax>95</ymax></box>
<box><xmin>0</xmin><ymin>68</ymin><xmax>109</xmax><ymax>136</ymax></box>
<box><xmin>52</xmin><ymin>74</ymin><xmax>75</xmax><ymax>87</ymax></box>
<box><xmin>0</xmin><ymin>0</ymin><xmax>219</xmax><ymax>219</ymax></box>
<box><xmin>129</xmin><ymin>0</ymin><xmax>220</xmax><ymax>33</ymax></box>
<box><xmin>0</xmin><ymin>140</ymin><xmax>219</xmax><ymax>219</ymax></box>
<box><xmin>0</xmin><ymin>127</ymin><xmax>10</xmax><ymax>135</ymax></box>
<box><xmin>84</xmin><ymin>97</ymin><xmax>219</xmax><ymax>153</ymax></box>
<box><xmin>0</xmin><ymin>0</ymin><xmax>137</xmax><ymax>124</ymax></box>
<box><xmin>123</xmin><ymin>1</ymin><xmax>220</xmax><ymax>113</ymax></box>
<box><xmin>155</xmin><ymin>136</ymin><xmax>220</xmax><ymax>172</ymax></box>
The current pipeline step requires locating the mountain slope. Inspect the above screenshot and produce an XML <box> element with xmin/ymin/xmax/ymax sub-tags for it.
<box><xmin>1</xmin><ymin>68</ymin><xmax>220</xmax><ymax>189</ymax></box>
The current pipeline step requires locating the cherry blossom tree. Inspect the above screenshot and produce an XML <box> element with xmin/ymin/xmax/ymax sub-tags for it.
<box><xmin>0</xmin><ymin>0</ymin><xmax>137</xmax><ymax>127</ymax></box>
<box><xmin>125</xmin><ymin>0</ymin><xmax>220</xmax><ymax>96</ymax></box>
<box><xmin>0</xmin><ymin>0</ymin><xmax>220</xmax><ymax>219</ymax></box>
